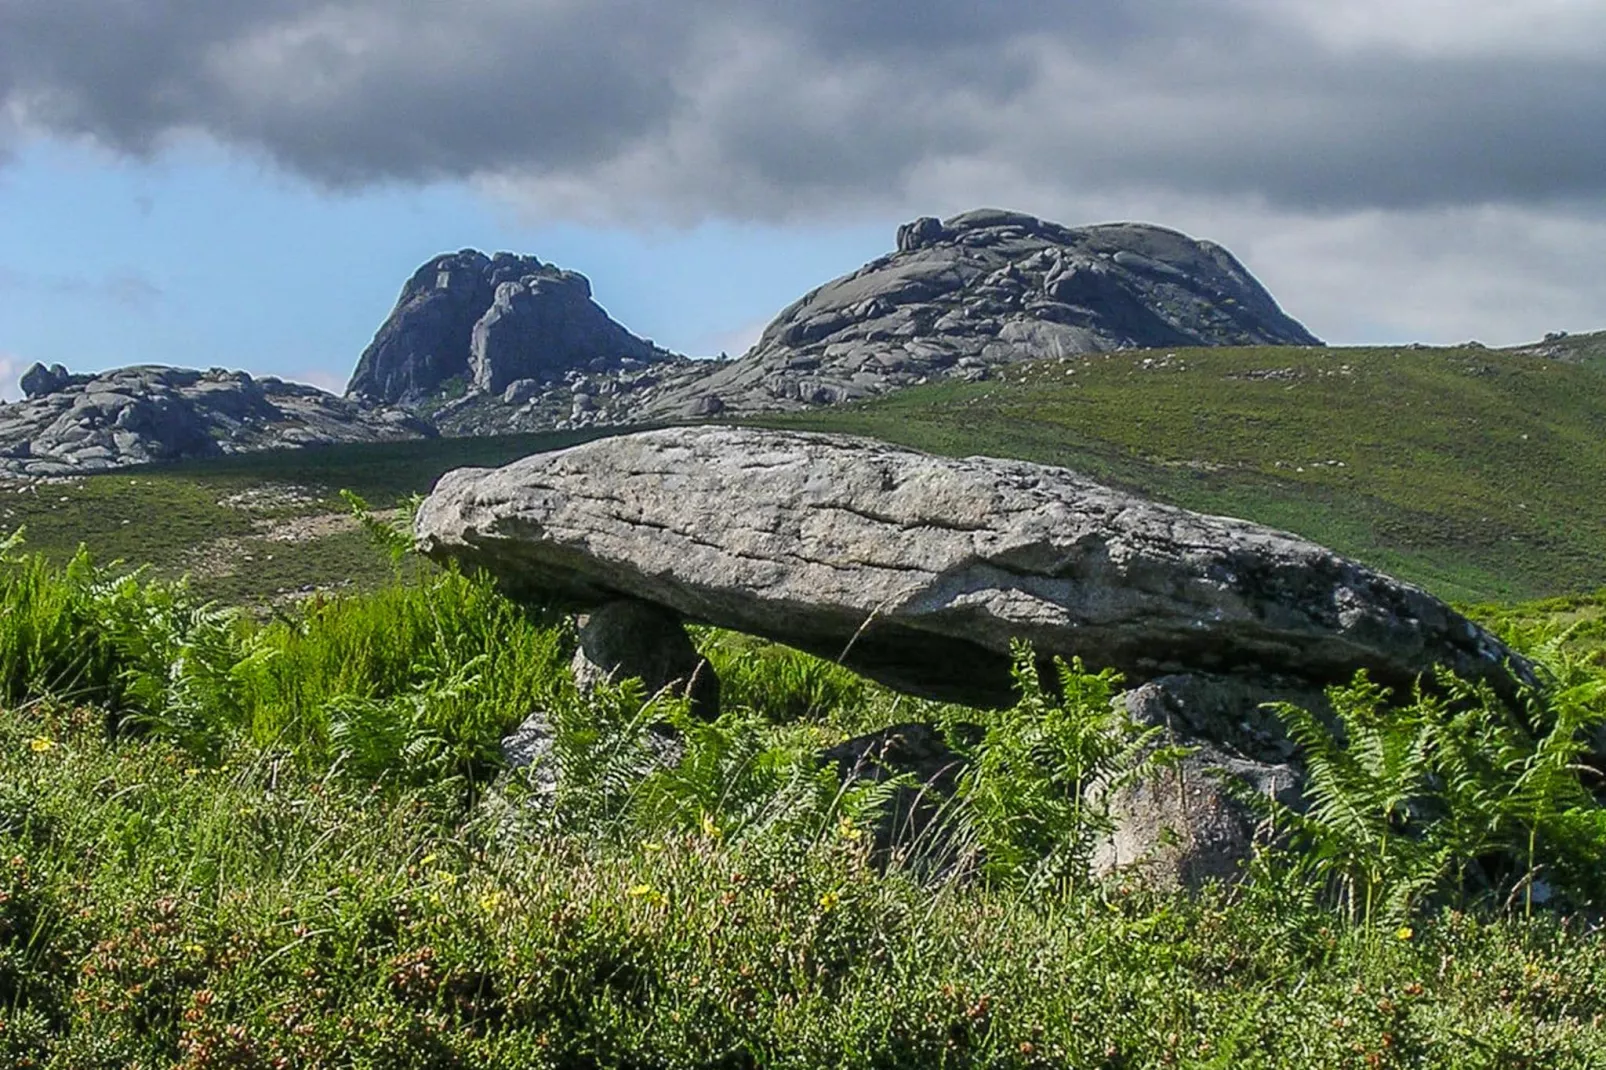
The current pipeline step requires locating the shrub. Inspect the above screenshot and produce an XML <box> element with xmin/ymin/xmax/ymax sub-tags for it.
<box><xmin>1249</xmin><ymin>649</ymin><xmax>1606</xmax><ymax>925</ymax></box>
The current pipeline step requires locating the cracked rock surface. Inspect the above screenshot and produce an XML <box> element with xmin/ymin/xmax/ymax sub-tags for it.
<box><xmin>664</xmin><ymin>210</ymin><xmax>1321</xmax><ymax>419</ymax></box>
<box><xmin>414</xmin><ymin>426</ymin><xmax>1528</xmax><ymax>709</ymax></box>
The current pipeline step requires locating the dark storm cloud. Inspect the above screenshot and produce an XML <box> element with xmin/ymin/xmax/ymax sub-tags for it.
<box><xmin>1</xmin><ymin>0</ymin><xmax>1603</xmax><ymax>218</ymax></box>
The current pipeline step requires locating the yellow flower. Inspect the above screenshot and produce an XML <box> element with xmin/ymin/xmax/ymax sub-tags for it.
<box><xmin>479</xmin><ymin>892</ymin><xmax>503</xmax><ymax>913</ymax></box>
<box><xmin>700</xmin><ymin>812</ymin><xmax>720</xmax><ymax>839</ymax></box>
<box><xmin>433</xmin><ymin>870</ymin><xmax>457</xmax><ymax>885</ymax></box>
<box><xmin>627</xmin><ymin>883</ymin><xmax>667</xmax><ymax>907</ymax></box>
<box><xmin>1396</xmin><ymin>926</ymin><xmax>1414</xmax><ymax>941</ymax></box>
<box><xmin>818</xmin><ymin>891</ymin><xmax>840</xmax><ymax>912</ymax></box>
<box><xmin>29</xmin><ymin>737</ymin><xmax>54</xmax><ymax>754</ymax></box>
<box><xmin>837</xmin><ymin>816</ymin><xmax>863</xmax><ymax>842</ymax></box>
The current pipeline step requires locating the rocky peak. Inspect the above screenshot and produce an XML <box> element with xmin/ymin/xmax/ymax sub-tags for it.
<box><xmin>346</xmin><ymin>248</ymin><xmax>673</xmax><ymax>406</ymax></box>
<box><xmin>351</xmin><ymin>209</ymin><xmax>1322</xmax><ymax>437</ymax></box>
<box><xmin>637</xmin><ymin>209</ymin><xmax>1320</xmax><ymax>424</ymax></box>
<box><xmin>20</xmin><ymin>362</ymin><xmax>80</xmax><ymax>399</ymax></box>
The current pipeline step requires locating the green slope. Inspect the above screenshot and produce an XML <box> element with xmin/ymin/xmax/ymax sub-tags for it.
<box><xmin>1</xmin><ymin>429</ymin><xmax>613</xmax><ymax>603</ymax></box>
<box><xmin>7</xmin><ymin>342</ymin><xmax>1605</xmax><ymax>606</ymax></box>
<box><xmin>1504</xmin><ymin>328</ymin><xmax>1606</xmax><ymax>373</ymax></box>
<box><xmin>774</xmin><ymin>344</ymin><xmax>1606</xmax><ymax>603</ymax></box>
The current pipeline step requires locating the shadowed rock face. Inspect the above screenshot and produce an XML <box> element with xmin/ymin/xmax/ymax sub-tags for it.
<box><xmin>346</xmin><ymin>249</ymin><xmax>673</xmax><ymax>406</ymax></box>
<box><xmin>414</xmin><ymin>426</ymin><xmax>1528</xmax><ymax>708</ymax></box>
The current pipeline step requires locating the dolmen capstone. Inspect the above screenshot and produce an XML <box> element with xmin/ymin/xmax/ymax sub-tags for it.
<box><xmin>416</xmin><ymin>426</ymin><xmax>1532</xmax><ymax>885</ymax></box>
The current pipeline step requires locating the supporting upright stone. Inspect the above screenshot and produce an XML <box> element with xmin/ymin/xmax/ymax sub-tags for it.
<box><xmin>570</xmin><ymin>599</ymin><xmax>720</xmax><ymax>719</ymax></box>
<box><xmin>1089</xmin><ymin>674</ymin><xmax>1308</xmax><ymax>888</ymax></box>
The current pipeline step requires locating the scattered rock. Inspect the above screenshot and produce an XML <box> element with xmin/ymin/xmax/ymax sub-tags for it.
<box><xmin>497</xmin><ymin>706</ymin><xmax>686</xmax><ymax>811</ymax></box>
<box><xmin>1089</xmin><ymin>673</ymin><xmax>1312</xmax><ymax>887</ymax></box>
<box><xmin>1092</xmin><ymin>737</ymin><xmax>1300</xmax><ymax>889</ymax></box>
<box><xmin>501</xmin><ymin>378</ymin><xmax>543</xmax><ymax>406</ymax></box>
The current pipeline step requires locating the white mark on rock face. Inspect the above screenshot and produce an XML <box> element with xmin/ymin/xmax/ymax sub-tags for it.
<box><xmin>437</xmin><ymin>270</ymin><xmax>452</xmax><ymax>289</ymax></box>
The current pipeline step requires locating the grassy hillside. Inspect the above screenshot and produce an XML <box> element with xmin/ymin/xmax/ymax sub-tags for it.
<box><xmin>1506</xmin><ymin>328</ymin><xmax>1606</xmax><ymax>373</ymax></box>
<box><xmin>0</xmin><ymin>429</ymin><xmax>613</xmax><ymax>604</ymax></box>
<box><xmin>778</xmin><ymin>344</ymin><xmax>1606</xmax><ymax>603</ymax></box>
<box><xmin>6</xmin><ymin>342</ymin><xmax>1605</xmax><ymax>605</ymax></box>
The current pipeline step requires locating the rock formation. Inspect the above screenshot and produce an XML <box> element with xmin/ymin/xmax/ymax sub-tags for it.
<box><xmin>414</xmin><ymin>426</ymin><xmax>1527</xmax><ymax>708</ymax></box>
<box><xmin>0</xmin><ymin>364</ymin><xmax>432</xmax><ymax>478</ymax></box>
<box><xmin>1096</xmin><ymin>675</ymin><xmax>1310</xmax><ymax>888</ymax></box>
<box><xmin>659</xmin><ymin>211</ymin><xmax>1321</xmax><ymax>420</ymax></box>
<box><xmin>570</xmin><ymin>600</ymin><xmax>719</xmax><ymax>719</ymax></box>
<box><xmin>418</xmin><ymin>425</ymin><xmax>1533</xmax><ymax>886</ymax></box>
<box><xmin>345</xmin><ymin>249</ymin><xmax>678</xmax><ymax>407</ymax></box>
<box><xmin>355</xmin><ymin>210</ymin><xmax>1321</xmax><ymax>436</ymax></box>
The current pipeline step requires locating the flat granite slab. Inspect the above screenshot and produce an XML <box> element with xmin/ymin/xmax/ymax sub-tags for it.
<box><xmin>415</xmin><ymin>426</ymin><xmax>1528</xmax><ymax>708</ymax></box>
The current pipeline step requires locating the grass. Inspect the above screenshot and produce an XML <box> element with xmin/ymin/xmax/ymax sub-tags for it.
<box><xmin>6</xmin><ymin>720</ymin><xmax>1606</xmax><ymax>1068</ymax></box>
<box><xmin>1505</xmin><ymin>328</ymin><xmax>1606</xmax><ymax>373</ymax></box>
<box><xmin>0</xmin><ymin>539</ymin><xmax>1602</xmax><ymax>1066</ymax></box>
<box><xmin>4</xmin><ymin>340</ymin><xmax>1606</xmax><ymax>1064</ymax></box>
<box><xmin>775</xmin><ymin>343</ymin><xmax>1606</xmax><ymax>602</ymax></box>
<box><xmin>1</xmin><ymin>428</ymin><xmax>618</xmax><ymax>604</ymax></box>
<box><xmin>6</xmin><ymin>341</ymin><xmax>1606</xmax><ymax>606</ymax></box>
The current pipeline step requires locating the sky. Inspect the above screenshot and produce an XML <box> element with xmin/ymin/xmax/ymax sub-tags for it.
<box><xmin>2</xmin><ymin>0</ymin><xmax>1604</xmax><ymax>400</ymax></box>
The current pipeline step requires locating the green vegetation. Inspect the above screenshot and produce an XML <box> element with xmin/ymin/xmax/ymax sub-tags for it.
<box><xmin>777</xmin><ymin>344</ymin><xmax>1606</xmax><ymax>602</ymax></box>
<box><xmin>1506</xmin><ymin>329</ymin><xmax>1606</xmax><ymax>374</ymax></box>
<box><xmin>8</xmin><ymin>342</ymin><xmax>1606</xmax><ymax>606</ymax></box>
<box><xmin>1</xmin><ymin>428</ymin><xmax>615</xmax><ymax>603</ymax></box>
<box><xmin>1</xmin><ymin>536</ymin><xmax>1603</xmax><ymax>1067</ymax></box>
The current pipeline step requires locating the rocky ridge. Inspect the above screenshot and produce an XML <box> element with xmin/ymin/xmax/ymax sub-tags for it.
<box><xmin>0</xmin><ymin>363</ymin><xmax>432</xmax><ymax>478</ymax></box>
<box><xmin>355</xmin><ymin>210</ymin><xmax>1322</xmax><ymax>436</ymax></box>
<box><xmin>661</xmin><ymin>210</ymin><xmax>1322</xmax><ymax>420</ymax></box>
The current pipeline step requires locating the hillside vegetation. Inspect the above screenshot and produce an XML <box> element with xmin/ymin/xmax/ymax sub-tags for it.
<box><xmin>1506</xmin><ymin>329</ymin><xmax>1606</xmax><ymax>373</ymax></box>
<box><xmin>0</xmin><ymin>429</ymin><xmax>609</xmax><ymax>604</ymax></box>
<box><xmin>3</xmin><ymin>339</ymin><xmax>1606</xmax><ymax>1063</ymax></box>
<box><xmin>5</xmin><ymin>342</ymin><xmax>1605</xmax><ymax>608</ymax></box>
<box><xmin>776</xmin><ymin>343</ymin><xmax>1606</xmax><ymax>603</ymax></box>
<box><xmin>0</xmin><ymin>538</ymin><xmax>1603</xmax><ymax>1066</ymax></box>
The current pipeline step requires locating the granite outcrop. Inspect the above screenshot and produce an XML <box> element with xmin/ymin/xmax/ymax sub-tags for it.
<box><xmin>0</xmin><ymin>364</ymin><xmax>431</xmax><ymax>478</ymax></box>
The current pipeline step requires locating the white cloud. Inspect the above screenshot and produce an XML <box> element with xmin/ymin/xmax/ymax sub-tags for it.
<box><xmin>1250</xmin><ymin>0</ymin><xmax>1606</xmax><ymax>58</ymax></box>
<box><xmin>0</xmin><ymin>353</ymin><xmax>25</xmax><ymax>402</ymax></box>
<box><xmin>2</xmin><ymin>1</ymin><xmax>1604</xmax><ymax>341</ymax></box>
<box><xmin>283</xmin><ymin>366</ymin><xmax>346</xmax><ymax>394</ymax></box>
